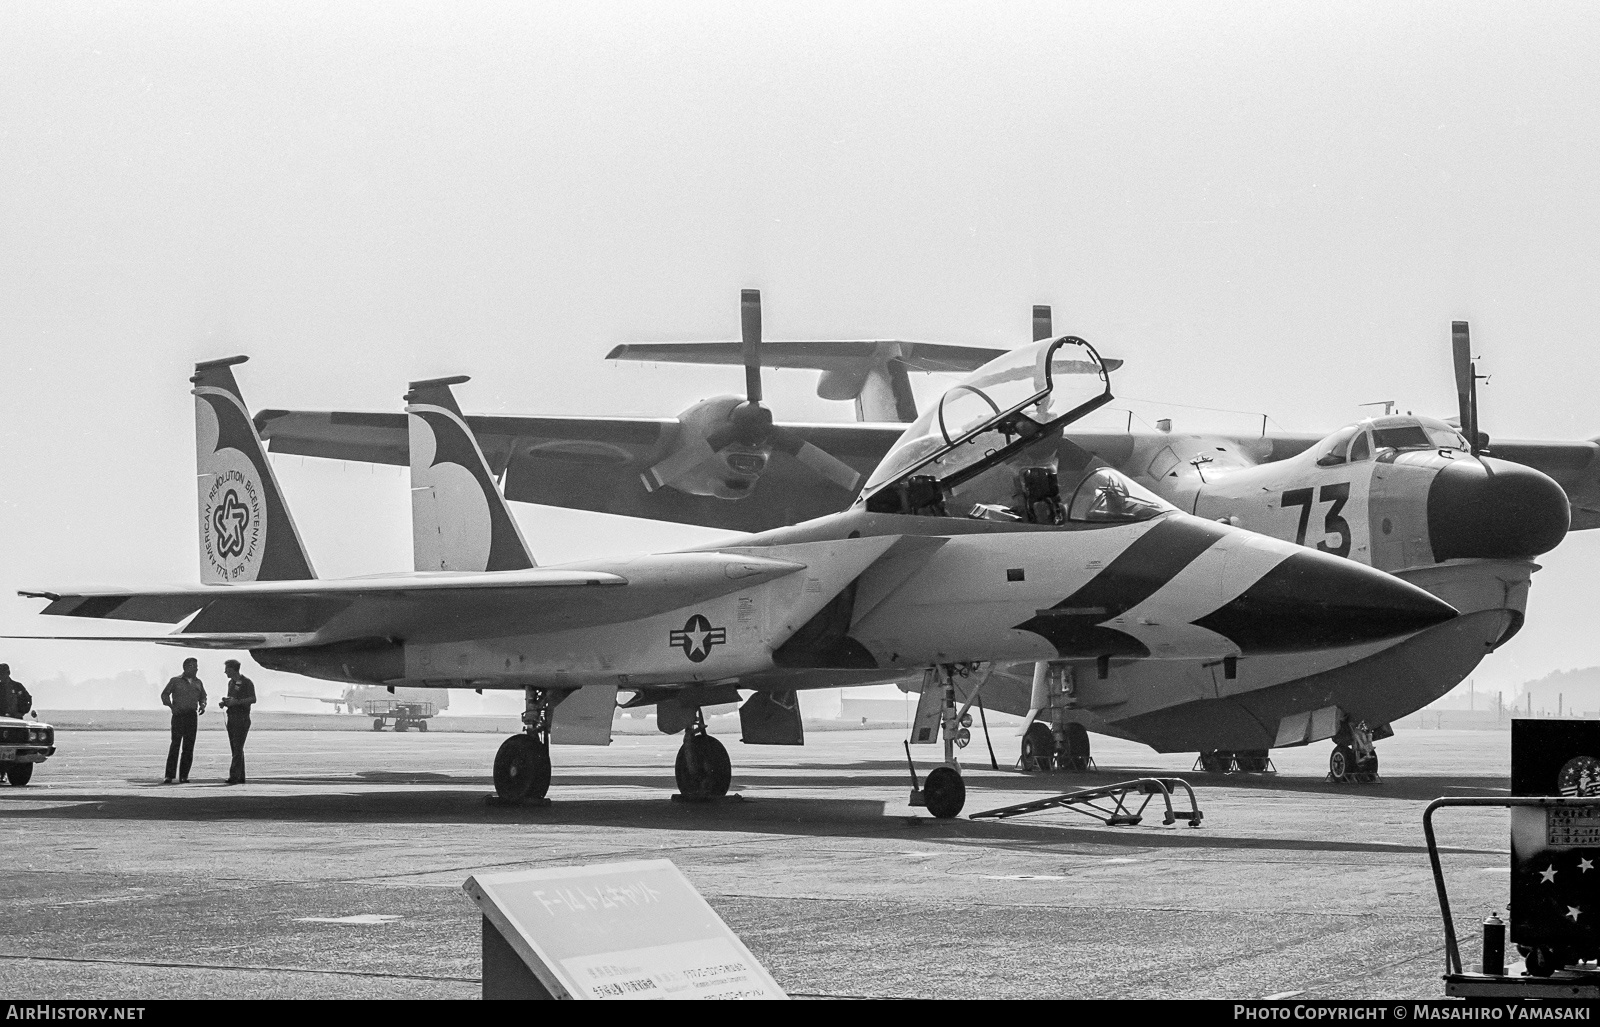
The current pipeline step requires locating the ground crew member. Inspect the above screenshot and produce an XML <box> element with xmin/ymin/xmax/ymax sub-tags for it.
<box><xmin>0</xmin><ymin>665</ymin><xmax>31</xmax><ymax>719</ymax></box>
<box><xmin>220</xmin><ymin>659</ymin><xmax>256</xmax><ymax>785</ymax></box>
<box><xmin>160</xmin><ymin>658</ymin><xmax>206</xmax><ymax>784</ymax></box>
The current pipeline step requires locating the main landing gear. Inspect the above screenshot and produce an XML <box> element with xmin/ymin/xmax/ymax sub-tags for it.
<box><xmin>674</xmin><ymin>709</ymin><xmax>732</xmax><ymax>802</ymax></box>
<box><xmin>906</xmin><ymin>666</ymin><xmax>969</xmax><ymax>819</ymax></box>
<box><xmin>491</xmin><ymin>687</ymin><xmax>552</xmax><ymax>805</ymax></box>
<box><xmin>1021</xmin><ymin>721</ymin><xmax>1092</xmax><ymax>772</ymax></box>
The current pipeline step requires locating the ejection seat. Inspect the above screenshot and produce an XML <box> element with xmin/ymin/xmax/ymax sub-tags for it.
<box><xmin>1019</xmin><ymin>467</ymin><xmax>1064</xmax><ymax>525</ymax></box>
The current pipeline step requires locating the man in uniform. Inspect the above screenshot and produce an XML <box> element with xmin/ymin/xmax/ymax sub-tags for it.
<box><xmin>219</xmin><ymin>659</ymin><xmax>256</xmax><ymax>785</ymax></box>
<box><xmin>0</xmin><ymin>665</ymin><xmax>31</xmax><ymax>719</ymax></box>
<box><xmin>160</xmin><ymin>658</ymin><xmax>206</xmax><ymax>784</ymax></box>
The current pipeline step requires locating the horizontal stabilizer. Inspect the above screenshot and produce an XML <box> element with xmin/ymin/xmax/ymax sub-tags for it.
<box><xmin>607</xmin><ymin>340</ymin><xmax>1123</xmax><ymax>374</ymax></box>
<box><xmin>1</xmin><ymin>632</ymin><xmax>316</xmax><ymax>650</ymax></box>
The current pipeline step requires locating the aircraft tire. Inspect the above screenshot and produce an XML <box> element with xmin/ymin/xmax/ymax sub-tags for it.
<box><xmin>6</xmin><ymin>762</ymin><xmax>33</xmax><ymax>787</ymax></box>
<box><xmin>1199</xmin><ymin>750</ymin><xmax>1230</xmax><ymax>774</ymax></box>
<box><xmin>675</xmin><ymin>734</ymin><xmax>732</xmax><ymax>801</ymax></box>
<box><xmin>923</xmin><ymin>766</ymin><xmax>965</xmax><ymax>819</ymax></box>
<box><xmin>493</xmin><ymin>734</ymin><xmax>552</xmax><ymax>803</ymax></box>
<box><xmin>1329</xmin><ymin>745</ymin><xmax>1356</xmax><ymax>783</ymax></box>
<box><xmin>1020</xmin><ymin>723</ymin><xmax>1055</xmax><ymax>772</ymax></box>
<box><xmin>1063</xmin><ymin>723</ymin><xmax>1091</xmax><ymax>772</ymax></box>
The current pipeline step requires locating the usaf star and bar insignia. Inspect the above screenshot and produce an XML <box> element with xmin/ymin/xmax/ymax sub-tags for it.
<box><xmin>670</xmin><ymin>613</ymin><xmax>727</xmax><ymax>663</ymax></box>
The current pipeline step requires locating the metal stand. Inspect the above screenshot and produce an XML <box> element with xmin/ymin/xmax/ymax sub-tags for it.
<box><xmin>1424</xmin><ymin>795</ymin><xmax>1600</xmax><ymax>997</ymax></box>
<box><xmin>969</xmin><ymin>777</ymin><xmax>1203</xmax><ymax>827</ymax></box>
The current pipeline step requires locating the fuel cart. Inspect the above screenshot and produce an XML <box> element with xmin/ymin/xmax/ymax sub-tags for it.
<box><xmin>1426</xmin><ymin>720</ymin><xmax>1600</xmax><ymax>997</ymax></box>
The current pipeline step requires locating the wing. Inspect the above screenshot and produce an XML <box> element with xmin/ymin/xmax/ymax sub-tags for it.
<box><xmin>19</xmin><ymin>554</ymin><xmax>803</xmax><ymax>647</ymax></box>
<box><xmin>257</xmin><ymin>408</ymin><xmax>903</xmax><ymax>532</ymax></box>
<box><xmin>1490</xmin><ymin>438</ymin><xmax>1600</xmax><ymax>530</ymax></box>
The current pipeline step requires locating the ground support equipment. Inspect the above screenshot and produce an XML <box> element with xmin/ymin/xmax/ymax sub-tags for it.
<box><xmin>969</xmin><ymin>777</ymin><xmax>1203</xmax><ymax>827</ymax></box>
<box><xmin>1193</xmin><ymin>750</ymin><xmax>1276</xmax><ymax>776</ymax></box>
<box><xmin>1425</xmin><ymin>795</ymin><xmax>1600</xmax><ymax>998</ymax></box>
<box><xmin>364</xmin><ymin>699</ymin><xmax>436</xmax><ymax>732</ymax></box>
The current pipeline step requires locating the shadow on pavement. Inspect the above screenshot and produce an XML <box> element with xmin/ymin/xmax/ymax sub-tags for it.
<box><xmin>0</xmin><ymin>784</ymin><xmax>1502</xmax><ymax>857</ymax></box>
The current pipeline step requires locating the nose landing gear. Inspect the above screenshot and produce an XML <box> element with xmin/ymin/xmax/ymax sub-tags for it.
<box><xmin>906</xmin><ymin>666</ymin><xmax>969</xmax><ymax>819</ymax></box>
<box><xmin>674</xmin><ymin>709</ymin><xmax>732</xmax><ymax>802</ymax></box>
<box><xmin>491</xmin><ymin>686</ymin><xmax>552</xmax><ymax>805</ymax></box>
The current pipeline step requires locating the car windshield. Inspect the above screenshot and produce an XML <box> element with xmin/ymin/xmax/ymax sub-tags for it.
<box><xmin>862</xmin><ymin>336</ymin><xmax>1111</xmax><ymax>497</ymax></box>
<box><xmin>1065</xmin><ymin>468</ymin><xmax>1176</xmax><ymax>523</ymax></box>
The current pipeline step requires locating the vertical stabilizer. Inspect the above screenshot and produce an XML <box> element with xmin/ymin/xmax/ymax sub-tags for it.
<box><xmin>406</xmin><ymin>376</ymin><xmax>536</xmax><ymax>572</ymax></box>
<box><xmin>192</xmin><ymin>356</ymin><xmax>317</xmax><ymax>583</ymax></box>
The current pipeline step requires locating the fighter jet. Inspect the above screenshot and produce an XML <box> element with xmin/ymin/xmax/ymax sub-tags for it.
<box><xmin>253</xmin><ymin>297</ymin><xmax>1583</xmax><ymax>780</ymax></box>
<box><xmin>16</xmin><ymin>332</ymin><xmax>1452</xmax><ymax>817</ymax></box>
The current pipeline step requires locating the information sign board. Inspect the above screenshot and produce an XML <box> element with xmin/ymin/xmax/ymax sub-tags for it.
<box><xmin>1510</xmin><ymin>721</ymin><xmax>1600</xmax><ymax>953</ymax></box>
<box><xmin>462</xmin><ymin>859</ymin><xmax>786</xmax><ymax>1000</ymax></box>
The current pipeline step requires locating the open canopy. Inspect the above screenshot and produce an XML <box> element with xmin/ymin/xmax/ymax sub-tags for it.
<box><xmin>861</xmin><ymin>336</ymin><xmax>1113</xmax><ymax>500</ymax></box>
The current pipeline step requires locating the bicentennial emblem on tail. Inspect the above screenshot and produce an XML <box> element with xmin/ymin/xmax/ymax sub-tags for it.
<box><xmin>192</xmin><ymin>356</ymin><xmax>315</xmax><ymax>584</ymax></box>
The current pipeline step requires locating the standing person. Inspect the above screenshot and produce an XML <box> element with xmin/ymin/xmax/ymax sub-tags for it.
<box><xmin>160</xmin><ymin>658</ymin><xmax>206</xmax><ymax>784</ymax></box>
<box><xmin>0</xmin><ymin>665</ymin><xmax>31</xmax><ymax>719</ymax></box>
<box><xmin>219</xmin><ymin>659</ymin><xmax>256</xmax><ymax>785</ymax></box>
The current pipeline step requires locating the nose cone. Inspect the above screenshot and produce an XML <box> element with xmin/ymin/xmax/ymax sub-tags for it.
<box><xmin>1428</xmin><ymin>456</ymin><xmax>1570</xmax><ymax>562</ymax></box>
<box><xmin>1195</xmin><ymin>547</ymin><xmax>1458</xmax><ymax>654</ymax></box>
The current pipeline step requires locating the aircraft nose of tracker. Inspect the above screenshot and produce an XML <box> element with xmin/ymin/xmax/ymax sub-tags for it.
<box><xmin>1195</xmin><ymin>543</ymin><xmax>1459</xmax><ymax>654</ymax></box>
<box><xmin>1427</xmin><ymin>455</ymin><xmax>1571</xmax><ymax>562</ymax></box>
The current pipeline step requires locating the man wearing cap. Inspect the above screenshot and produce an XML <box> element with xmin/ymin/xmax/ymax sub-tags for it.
<box><xmin>219</xmin><ymin>659</ymin><xmax>256</xmax><ymax>785</ymax></box>
<box><xmin>0</xmin><ymin>665</ymin><xmax>31</xmax><ymax>719</ymax></box>
<box><xmin>160</xmin><ymin>658</ymin><xmax>206</xmax><ymax>784</ymax></box>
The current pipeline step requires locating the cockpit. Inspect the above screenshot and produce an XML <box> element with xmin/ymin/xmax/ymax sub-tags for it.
<box><xmin>1308</xmin><ymin>415</ymin><xmax>1471</xmax><ymax>468</ymax></box>
<box><xmin>858</xmin><ymin>336</ymin><xmax>1177</xmax><ymax>526</ymax></box>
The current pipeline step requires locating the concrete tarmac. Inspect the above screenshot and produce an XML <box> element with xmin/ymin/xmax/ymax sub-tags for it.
<box><xmin>0</xmin><ymin>721</ymin><xmax>1513</xmax><ymax>1000</ymax></box>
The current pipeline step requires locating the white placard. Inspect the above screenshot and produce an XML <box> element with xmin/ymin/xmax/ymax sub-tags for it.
<box><xmin>462</xmin><ymin>859</ymin><xmax>786</xmax><ymax>1000</ymax></box>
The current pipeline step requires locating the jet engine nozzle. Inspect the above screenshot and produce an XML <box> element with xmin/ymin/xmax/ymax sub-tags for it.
<box><xmin>1427</xmin><ymin>456</ymin><xmax>1570</xmax><ymax>562</ymax></box>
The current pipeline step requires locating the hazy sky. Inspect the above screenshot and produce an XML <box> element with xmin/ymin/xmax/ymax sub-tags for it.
<box><xmin>3</xmin><ymin>1</ymin><xmax>1598</xmax><ymax>707</ymax></box>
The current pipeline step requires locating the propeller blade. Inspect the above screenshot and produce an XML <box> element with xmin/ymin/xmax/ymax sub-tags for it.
<box><xmin>741</xmin><ymin>289</ymin><xmax>763</xmax><ymax>404</ymax></box>
<box><xmin>1451</xmin><ymin>321</ymin><xmax>1475</xmax><ymax>446</ymax></box>
<box><xmin>1033</xmin><ymin>305</ymin><xmax>1053</xmax><ymax>342</ymax></box>
<box><xmin>769</xmin><ymin>426</ymin><xmax>862</xmax><ymax>491</ymax></box>
<box><xmin>642</xmin><ymin>434</ymin><xmax>718</xmax><ymax>492</ymax></box>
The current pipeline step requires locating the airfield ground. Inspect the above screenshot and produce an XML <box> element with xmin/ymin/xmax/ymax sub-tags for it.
<box><xmin>0</xmin><ymin>718</ymin><xmax>1512</xmax><ymax>1000</ymax></box>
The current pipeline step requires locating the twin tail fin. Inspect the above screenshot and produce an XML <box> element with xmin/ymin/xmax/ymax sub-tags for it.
<box><xmin>406</xmin><ymin>376</ymin><xmax>536</xmax><ymax>572</ymax></box>
<box><xmin>192</xmin><ymin>356</ymin><xmax>316</xmax><ymax>584</ymax></box>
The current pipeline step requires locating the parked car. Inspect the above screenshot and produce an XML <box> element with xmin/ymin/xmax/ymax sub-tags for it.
<box><xmin>0</xmin><ymin>714</ymin><xmax>55</xmax><ymax>786</ymax></box>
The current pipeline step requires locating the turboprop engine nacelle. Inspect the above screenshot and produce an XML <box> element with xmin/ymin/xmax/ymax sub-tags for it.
<box><xmin>645</xmin><ymin>395</ymin><xmax>771</xmax><ymax>499</ymax></box>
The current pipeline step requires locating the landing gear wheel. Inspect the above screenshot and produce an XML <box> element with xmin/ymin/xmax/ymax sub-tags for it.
<box><xmin>1354</xmin><ymin>753</ymin><xmax>1378</xmax><ymax>783</ymax></box>
<box><xmin>1329</xmin><ymin>744</ymin><xmax>1356</xmax><ymax>783</ymax></box>
<box><xmin>372</xmin><ymin>718</ymin><xmax>384</xmax><ymax>731</ymax></box>
<box><xmin>493</xmin><ymin>734</ymin><xmax>552</xmax><ymax>803</ymax></box>
<box><xmin>675</xmin><ymin>733</ymin><xmax>732</xmax><ymax>801</ymax></box>
<box><xmin>1236</xmin><ymin>750</ymin><xmax>1269</xmax><ymax>774</ymax></box>
<box><xmin>923</xmin><ymin>766</ymin><xmax>966</xmax><ymax>819</ymax></box>
<box><xmin>1199</xmin><ymin>750</ymin><xmax>1231</xmax><ymax>774</ymax></box>
<box><xmin>1062</xmin><ymin>723</ymin><xmax>1091</xmax><ymax>772</ymax></box>
<box><xmin>6</xmin><ymin>763</ymin><xmax>33</xmax><ymax>787</ymax></box>
<box><xmin>1020</xmin><ymin>723</ymin><xmax>1055</xmax><ymax>772</ymax></box>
